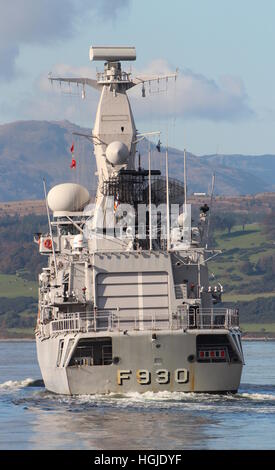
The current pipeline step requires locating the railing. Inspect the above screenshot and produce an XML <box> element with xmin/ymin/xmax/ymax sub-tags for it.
<box><xmin>179</xmin><ymin>307</ymin><xmax>239</xmax><ymax>330</ymax></box>
<box><xmin>48</xmin><ymin>307</ymin><xmax>239</xmax><ymax>335</ymax></box>
<box><xmin>96</xmin><ymin>71</ymin><xmax>131</xmax><ymax>83</ymax></box>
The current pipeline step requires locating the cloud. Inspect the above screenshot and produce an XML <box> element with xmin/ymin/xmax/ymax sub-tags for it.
<box><xmin>0</xmin><ymin>63</ymin><xmax>99</xmax><ymax>123</ymax></box>
<box><xmin>130</xmin><ymin>59</ymin><xmax>254</xmax><ymax>122</ymax></box>
<box><xmin>1</xmin><ymin>58</ymin><xmax>254</xmax><ymax>126</ymax></box>
<box><xmin>0</xmin><ymin>45</ymin><xmax>20</xmax><ymax>81</ymax></box>
<box><xmin>0</xmin><ymin>0</ymin><xmax>130</xmax><ymax>81</ymax></box>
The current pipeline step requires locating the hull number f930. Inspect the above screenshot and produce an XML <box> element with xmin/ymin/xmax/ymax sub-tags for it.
<box><xmin>117</xmin><ymin>369</ymin><xmax>189</xmax><ymax>385</ymax></box>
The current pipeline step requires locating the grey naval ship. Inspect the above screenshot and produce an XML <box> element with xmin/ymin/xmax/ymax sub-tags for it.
<box><xmin>35</xmin><ymin>46</ymin><xmax>244</xmax><ymax>395</ymax></box>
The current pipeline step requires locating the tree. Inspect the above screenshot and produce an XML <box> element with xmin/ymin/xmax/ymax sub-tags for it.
<box><xmin>223</xmin><ymin>214</ymin><xmax>236</xmax><ymax>234</ymax></box>
<box><xmin>262</xmin><ymin>209</ymin><xmax>275</xmax><ymax>241</ymax></box>
<box><xmin>240</xmin><ymin>260</ymin><xmax>254</xmax><ymax>275</ymax></box>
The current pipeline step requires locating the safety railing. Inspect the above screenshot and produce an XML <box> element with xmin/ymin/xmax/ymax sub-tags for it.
<box><xmin>50</xmin><ymin>310</ymin><xmax>173</xmax><ymax>334</ymax></box>
<box><xmin>178</xmin><ymin>307</ymin><xmax>239</xmax><ymax>330</ymax></box>
<box><xmin>96</xmin><ymin>71</ymin><xmax>131</xmax><ymax>83</ymax></box>
<box><xmin>48</xmin><ymin>307</ymin><xmax>239</xmax><ymax>335</ymax></box>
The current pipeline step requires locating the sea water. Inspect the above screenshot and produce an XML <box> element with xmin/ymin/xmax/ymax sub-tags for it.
<box><xmin>0</xmin><ymin>340</ymin><xmax>275</xmax><ymax>450</ymax></box>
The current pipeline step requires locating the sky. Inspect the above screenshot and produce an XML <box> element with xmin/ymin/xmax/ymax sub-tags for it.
<box><xmin>0</xmin><ymin>0</ymin><xmax>275</xmax><ymax>156</ymax></box>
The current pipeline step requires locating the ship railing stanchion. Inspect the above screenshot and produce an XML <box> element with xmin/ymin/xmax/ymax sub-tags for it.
<box><xmin>225</xmin><ymin>309</ymin><xmax>229</xmax><ymax>329</ymax></box>
<box><xmin>94</xmin><ymin>307</ymin><xmax>97</xmax><ymax>332</ymax></box>
<box><xmin>117</xmin><ymin>307</ymin><xmax>120</xmax><ymax>331</ymax></box>
<box><xmin>211</xmin><ymin>308</ymin><xmax>214</xmax><ymax>329</ymax></box>
<box><xmin>85</xmin><ymin>312</ymin><xmax>88</xmax><ymax>332</ymax></box>
<box><xmin>197</xmin><ymin>310</ymin><xmax>200</xmax><ymax>329</ymax></box>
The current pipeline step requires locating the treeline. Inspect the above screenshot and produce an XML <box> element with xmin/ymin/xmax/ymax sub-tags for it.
<box><xmin>0</xmin><ymin>296</ymin><xmax>37</xmax><ymax>328</ymax></box>
<box><xmin>0</xmin><ymin>214</ymin><xmax>48</xmax><ymax>280</ymax></box>
<box><xmin>240</xmin><ymin>254</ymin><xmax>275</xmax><ymax>277</ymax></box>
<box><xmin>207</xmin><ymin>209</ymin><xmax>274</xmax><ymax>248</ymax></box>
<box><xmin>223</xmin><ymin>297</ymin><xmax>275</xmax><ymax>323</ymax></box>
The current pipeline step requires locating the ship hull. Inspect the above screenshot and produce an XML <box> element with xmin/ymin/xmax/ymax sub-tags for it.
<box><xmin>36</xmin><ymin>329</ymin><xmax>243</xmax><ymax>395</ymax></box>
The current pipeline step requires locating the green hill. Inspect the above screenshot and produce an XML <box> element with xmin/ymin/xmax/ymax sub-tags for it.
<box><xmin>208</xmin><ymin>223</ymin><xmax>275</xmax><ymax>326</ymax></box>
<box><xmin>0</xmin><ymin>214</ymin><xmax>274</xmax><ymax>338</ymax></box>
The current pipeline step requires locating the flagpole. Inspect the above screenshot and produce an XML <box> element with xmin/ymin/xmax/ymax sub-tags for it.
<box><xmin>184</xmin><ymin>149</ymin><xmax>187</xmax><ymax>213</ymax></box>
<box><xmin>148</xmin><ymin>142</ymin><xmax>152</xmax><ymax>251</ymax></box>
<box><xmin>166</xmin><ymin>145</ymin><xmax>170</xmax><ymax>251</ymax></box>
<box><xmin>43</xmin><ymin>178</ymin><xmax>58</xmax><ymax>278</ymax></box>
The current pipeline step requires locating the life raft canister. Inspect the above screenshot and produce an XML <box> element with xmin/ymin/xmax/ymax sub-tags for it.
<box><xmin>43</xmin><ymin>238</ymin><xmax>52</xmax><ymax>250</ymax></box>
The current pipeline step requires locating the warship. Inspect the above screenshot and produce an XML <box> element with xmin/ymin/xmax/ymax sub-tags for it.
<box><xmin>35</xmin><ymin>46</ymin><xmax>244</xmax><ymax>394</ymax></box>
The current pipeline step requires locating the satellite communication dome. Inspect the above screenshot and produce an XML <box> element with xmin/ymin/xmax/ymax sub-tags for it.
<box><xmin>178</xmin><ymin>212</ymin><xmax>188</xmax><ymax>227</ymax></box>
<box><xmin>47</xmin><ymin>183</ymin><xmax>90</xmax><ymax>212</ymax></box>
<box><xmin>106</xmin><ymin>141</ymin><xmax>129</xmax><ymax>166</ymax></box>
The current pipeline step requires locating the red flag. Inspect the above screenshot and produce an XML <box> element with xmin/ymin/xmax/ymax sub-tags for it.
<box><xmin>70</xmin><ymin>158</ymin><xmax>76</xmax><ymax>169</ymax></box>
<box><xmin>70</xmin><ymin>143</ymin><xmax>74</xmax><ymax>153</ymax></box>
<box><xmin>114</xmin><ymin>192</ymin><xmax>120</xmax><ymax>211</ymax></box>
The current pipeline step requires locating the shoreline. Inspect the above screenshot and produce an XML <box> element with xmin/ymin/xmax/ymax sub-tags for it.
<box><xmin>242</xmin><ymin>337</ymin><xmax>275</xmax><ymax>341</ymax></box>
<box><xmin>1</xmin><ymin>336</ymin><xmax>275</xmax><ymax>342</ymax></box>
<box><xmin>0</xmin><ymin>337</ymin><xmax>35</xmax><ymax>342</ymax></box>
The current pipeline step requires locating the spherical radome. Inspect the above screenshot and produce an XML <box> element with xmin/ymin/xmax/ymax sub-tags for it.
<box><xmin>47</xmin><ymin>183</ymin><xmax>90</xmax><ymax>212</ymax></box>
<box><xmin>178</xmin><ymin>212</ymin><xmax>188</xmax><ymax>226</ymax></box>
<box><xmin>106</xmin><ymin>141</ymin><xmax>129</xmax><ymax>165</ymax></box>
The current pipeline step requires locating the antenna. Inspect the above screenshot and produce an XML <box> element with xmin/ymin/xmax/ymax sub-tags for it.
<box><xmin>205</xmin><ymin>173</ymin><xmax>216</xmax><ymax>249</ymax></box>
<box><xmin>148</xmin><ymin>142</ymin><xmax>152</xmax><ymax>251</ymax></box>
<box><xmin>166</xmin><ymin>144</ymin><xmax>170</xmax><ymax>251</ymax></box>
<box><xmin>184</xmin><ymin>149</ymin><xmax>187</xmax><ymax>213</ymax></box>
<box><xmin>89</xmin><ymin>46</ymin><xmax>136</xmax><ymax>62</ymax></box>
<box><xmin>43</xmin><ymin>178</ymin><xmax>58</xmax><ymax>277</ymax></box>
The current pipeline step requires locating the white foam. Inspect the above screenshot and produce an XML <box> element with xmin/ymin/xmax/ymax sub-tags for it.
<box><xmin>0</xmin><ymin>378</ymin><xmax>34</xmax><ymax>390</ymax></box>
<box><xmin>63</xmin><ymin>390</ymin><xmax>275</xmax><ymax>413</ymax></box>
<box><xmin>239</xmin><ymin>392</ymin><xmax>275</xmax><ymax>401</ymax></box>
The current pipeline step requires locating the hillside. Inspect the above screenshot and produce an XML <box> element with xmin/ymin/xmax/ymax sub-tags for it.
<box><xmin>0</xmin><ymin>120</ymin><xmax>93</xmax><ymax>201</ymax></box>
<box><xmin>203</xmin><ymin>154</ymin><xmax>275</xmax><ymax>191</ymax></box>
<box><xmin>1</xmin><ymin>192</ymin><xmax>275</xmax><ymax>219</ymax></box>
<box><xmin>0</xmin><ymin>199</ymin><xmax>274</xmax><ymax>338</ymax></box>
<box><xmin>0</xmin><ymin>120</ymin><xmax>275</xmax><ymax>201</ymax></box>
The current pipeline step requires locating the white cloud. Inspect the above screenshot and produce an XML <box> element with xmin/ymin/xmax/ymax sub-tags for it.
<box><xmin>1</xmin><ymin>58</ymin><xmax>254</xmax><ymax>126</ymax></box>
<box><xmin>130</xmin><ymin>59</ymin><xmax>254</xmax><ymax>122</ymax></box>
<box><xmin>0</xmin><ymin>0</ymin><xmax>130</xmax><ymax>81</ymax></box>
<box><xmin>2</xmin><ymin>64</ymin><xmax>99</xmax><ymax>124</ymax></box>
<box><xmin>0</xmin><ymin>45</ymin><xmax>20</xmax><ymax>80</ymax></box>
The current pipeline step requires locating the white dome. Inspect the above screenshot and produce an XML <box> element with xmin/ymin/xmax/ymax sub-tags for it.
<box><xmin>178</xmin><ymin>212</ymin><xmax>188</xmax><ymax>227</ymax></box>
<box><xmin>106</xmin><ymin>141</ymin><xmax>129</xmax><ymax>165</ymax></box>
<box><xmin>47</xmin><ymin>183</ymin><xmax>90</xmax><ymax>212</ymax></box>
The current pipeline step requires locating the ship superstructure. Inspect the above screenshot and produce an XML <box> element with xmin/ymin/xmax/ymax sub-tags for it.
<box><xmin>35</xmin><ymin>46</ymin><xmax>244</xmax><ymax>394</ymax></box>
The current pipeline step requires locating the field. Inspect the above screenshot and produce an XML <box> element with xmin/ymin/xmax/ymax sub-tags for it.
<box><xmin>0</xmin><ymin>273</ymin><xmax>37</xmax><ymax>299</ymax></box>
<box><xmin>208</xmin><ymin>223</ymin><xmax>274</xmax><ymax>298</ymax></box>
<box><xmin>0</xmin><ymin>213</ymin><xmax>274</xmax><ymax>337</ymax></box>
<box><xmin>223</xmin><ymin>292</ymin><xmax>275</xmax><ymax>302</ymax></box>
<box><xmin>241</xmin><ymin>323</ymin><xmax>275</xmax><ymax>333</ymax></box>
<box><xmin>4</xmin><ymin>328</ymin><xmax>35</xmax><ymax>339</ymax></box>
